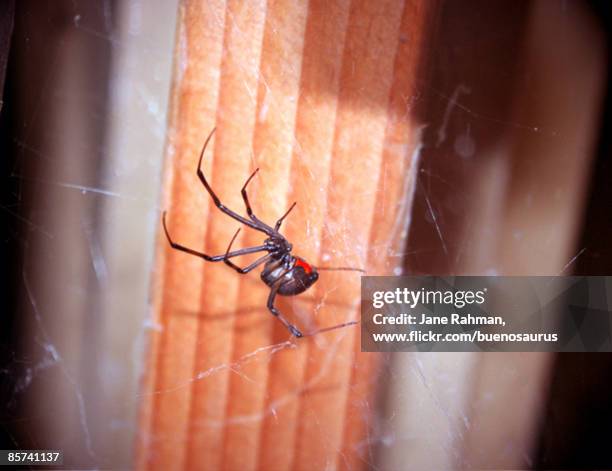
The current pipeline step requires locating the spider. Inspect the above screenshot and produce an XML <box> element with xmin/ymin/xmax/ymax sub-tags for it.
<box><xmin>162</xmin><ymin>128</ymin><xmax>365</xmax><ymax>337</ymax></box>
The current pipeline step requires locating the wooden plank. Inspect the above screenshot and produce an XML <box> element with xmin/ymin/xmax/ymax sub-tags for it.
<box><xmin>136</xmin><ymin>1</ymin><xmax>434</xmax><ymax>469</ymax></box>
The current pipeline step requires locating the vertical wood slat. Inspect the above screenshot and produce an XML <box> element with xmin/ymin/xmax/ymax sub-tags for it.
<box><xmin>340</xmin><ymin>1</ymin><xmax>434</xmax><ymax>469</ymax></box>
<box><xmin>257</xmin><ymin>2</ymin><xmax>352</xmax><ymax>470</ymax></box>
<box><xmin>136</xmin><ymin>1</ymin><xmax>435</xmax><ymax>469</ymax></box>
<box><xmin>220</xmin><ymin>1</ymin><xmax>308</xmax><ymax>470</ymax></box>
<box><xmin>186</xmin><ymin>1</ymin><xmax>268</xmax><ymax>469</ymax></box>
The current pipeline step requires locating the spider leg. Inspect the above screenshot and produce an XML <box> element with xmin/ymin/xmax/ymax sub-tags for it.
<box><xmin>267</xmin><ymin>283</ymin><xmax>303</xmax><ymax>337</ymax></box>
<box><xmin>239</xmin><ymin>167</ymin><xmax>277</xmax><ymax>232</ymax></box>
<box><xmin>240</xmin><ymin>168</ymin><xmax>259</xmax><ymax>220</ymax></box>
<box><xmin>315</xmin><ymin>266</ymin><xmax>366</xmax><ymax>273</ymax></box>
<box><xmin>225</xmin><ymin>252</ymin><xmax>274</xmax><ymax>274</ymax></box>
<box><xmin>163</xmin><ymin>212</ymin><xmax>268</xmax><ymax>261</ymax></box>
<box><xmin>222</xmin><ymin>228</ymin><xmax>274</xmax><ymax>274</ymax></box>
<box><xmin>196</xmin><ymin>128</ymin><xmax>273</xmax><ymax>235</ymax></box>
<box><xmin>274</xmin><ymin>201</ymin><xmax>297</xmax><ymax>231</ymax></box>
<box><xmin>303</xmin><ymin>320</ymin><xmax>359</xmax><ymax>337</ymax></box>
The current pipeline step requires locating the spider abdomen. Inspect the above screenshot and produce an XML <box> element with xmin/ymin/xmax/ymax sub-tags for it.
<box><xmin>277</xmin><ymin>268</ymin><xmax>319</xmax><ymax>296</ymax></box>
<box><xmin>261</xmin><ymin>257</ymin><xmax>319</xmax><ymax>296</ymax></box>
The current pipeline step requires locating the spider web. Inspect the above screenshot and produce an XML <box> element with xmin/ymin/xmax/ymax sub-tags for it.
<box><xmin>0</xmin><ymin>1</ymin><xmax>598</xmax><ymax>470</ymax></box>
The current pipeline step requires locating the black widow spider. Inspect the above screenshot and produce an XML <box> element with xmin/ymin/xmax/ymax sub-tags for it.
<box><xmin>162</xmin><ymin>128</ymin><xmax>365</xmax><ymax>337</ymax></box>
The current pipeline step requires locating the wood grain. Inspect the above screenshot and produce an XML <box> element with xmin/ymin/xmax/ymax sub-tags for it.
<box><xmin>135</xmin><ymin>1</ymin><xmax>435</xmax><ymax>470</ymax></box>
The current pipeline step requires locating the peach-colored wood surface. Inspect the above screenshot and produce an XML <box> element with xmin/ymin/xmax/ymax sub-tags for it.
<box><xmin>135</xmin><ymin>1</ymin><xmax>435</xmax><ymax>470</ymax></box>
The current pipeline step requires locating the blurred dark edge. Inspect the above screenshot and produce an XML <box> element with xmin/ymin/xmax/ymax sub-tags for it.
<box><xmin>0</xmin><ymin>0</ymin><xmax>113</xmax><ymax>465</ymax></box>
<box><xmin>402</xmin><ymin>0</ymin><xmax>612</xmax><ymax>468</ymax></box>
<box><xmin>0</xmin><ymin>1</ymin><xmax>13</xmax><ymax>104</ymax></box>
<box><xmin>0</xmin><ymin>0</ymin><xmax>15</xmax><ymax>451</ymax></box>
<box><xmin>536</xmin><ymin>1</ymin><xmax>612</xmax><ymax>469</ymax></box>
